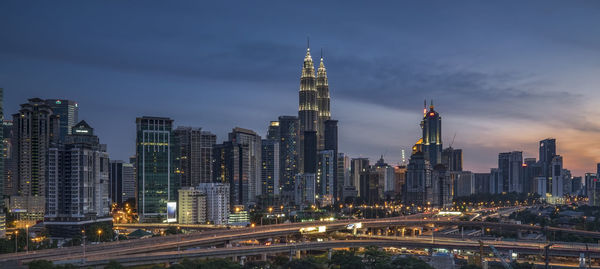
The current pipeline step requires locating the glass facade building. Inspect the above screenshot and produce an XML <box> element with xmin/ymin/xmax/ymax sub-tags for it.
<box><xmin>136</xmin><ymin>117</ymin><xmax>176</xmax><ymax>222</ymax></box>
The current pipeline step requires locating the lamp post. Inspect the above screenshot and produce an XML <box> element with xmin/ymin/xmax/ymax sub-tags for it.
<box><xmin>81</xmin><ymin>229</ymin><xmax>86</xmax><ymax>261</ymax></box>
<box><xmin>97</xmin><ymin>229</ymin><xmax>102</xmax><ymax>243</ymax></box>
<box><xmin>25</xmin><ymin>224</ymin><xmax>29</xmax><ymax>254</ymax></box>
<box><xmin>14</xmin><ymin>230</ymin><xmax>18</xmax><ymax>253</ymax></box>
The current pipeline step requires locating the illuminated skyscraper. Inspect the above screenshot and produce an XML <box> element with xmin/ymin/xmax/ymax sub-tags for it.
<box><xmin>421</xmin><ymin>101</ymin><xmax>442</xmax><ymax>166</ymax></box>
<box><xmin>497</xmin><ymin>151</ymin><xmax>523</xmax><ymax>193</ymax></box>
<box><xmin>45</xmin><ymin>99</ymin><xmax>79</xmax><ymax>142</ymax></box>
<box><xmin>173</xmin><ymin>127</ymin><xmax>216</xmax><ymax>187</ymax></box>
<box><xmin>135</xmin><ymin>116</ymin><xmax>177</xmax><ymax>223</ymax></box>
<box><xmin>316</xmin><ymin>53</ymin><xmax>330</xmax><ymax>151</ymax></box>
<box><xmin>271</xmin><ymin>116</ymin><xmax>299</xmax><ymax>204</ymax></box>
<box><xmin>298</xmin><ymin>46</ymin><xmax>317</xmax><ymax>173</ymax></box>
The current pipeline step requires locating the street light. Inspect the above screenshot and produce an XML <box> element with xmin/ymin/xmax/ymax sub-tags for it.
<box><xmin>14</xmin><ymin>230</ymin><xmax>18</xmax><ymax>253</ymax></box>
<box><xmin>97</xmin><ymin>229</ymin><xmax>102</xmax><ymax>243</ymax></box>
<box><xmin>81</xmin><ymin>229</ymin><xmax>86</xmax><ymax>261</ymax></box>
<box><xmin>25</xmin><ymin>224</ymin><xmax>29</xmax><ymax>253</ymax></box>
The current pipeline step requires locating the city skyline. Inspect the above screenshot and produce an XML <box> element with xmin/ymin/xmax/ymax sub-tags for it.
<box><xmin>2</xmin><ymin>1</ymin><xmax>600</xmax><ymax>176</ymax></box>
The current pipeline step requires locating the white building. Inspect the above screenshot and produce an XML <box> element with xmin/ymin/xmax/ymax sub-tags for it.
<box><xmin>196</xmin><ymin>183</ymin><xmax>229</xmax><ymax>225</ymax></box>
<box><xmin>178</xmin><ymin>187</ymin><xmax>206</xmax><ymax>224</ymax></box>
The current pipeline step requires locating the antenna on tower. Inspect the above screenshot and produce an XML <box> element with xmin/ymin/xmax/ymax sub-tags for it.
<box><xmin>320</xmin><ymin>48</ymin><xmax>323</xmax><ymax>59</ymax></box>
<box><xmin>450</xmin><ymin>132</ymin><xmax>457</xmax><ymax>148</ymax></box>
<box><xmin>307</xmin><ymin>36</ymin><xmax>310</xmax><ymax>49</ymax></box>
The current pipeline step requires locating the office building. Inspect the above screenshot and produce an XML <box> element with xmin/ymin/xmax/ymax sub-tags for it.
<box><xmin>11</xmin><ymin>98</ymin><xmax>59</xmax><ymax>223</ymax></box>
<box><xmin>394</xmin><ymin>165</ymin><xmax>407</xmax><ymax>199</ymax></box>
<box><xmin>45</xmin><ymin>121</ymin><xmax>111</xmax><ymax>238</ymax></box>
<box><xmin>173</xmin><ymin>127</ymin><xmax>216</xmax><ymax>187</ymax></box>
<box><xmin>522</xmin><ymin>158</ymin><xmax>541</xmax><ymax>194</ymax></box>
<box><xmin>177</xmin><ymin>187</ymin><xmax>206</xmax><ymax>224</ymax></box>
<box><xmin>136</xmin><ymin>116</ymin><xmax>177</xmax><ymax>223</ymax></box>
<box><xmin>323</xmin><ymin>120</ymin><xmax>338</xmax><ymax>199</ymax></box>
<box><xmin>261</xmin><ymin>139</ymin><xmax>280</xmax><ymax>205</ymax></box>
<box><xmin>316</xmin><ymin>150</ymin><xmax>335</xmax><ymax>206</ymax></box>
<box><xmin>351</xmin><ymin>158</ymin><xmax>369</xmax><ymax>196</ymax></box>
<box><xmin>550</xmin><ymin>155</ymin><xmax>564</xmax><ymax>200</ymax></box>
<box><xmin>298</xmin><ymin>46</ymin><xmax>318</xmax><ymax>174</ymax></box>
<box><xmin>431</xmin><ymin>165</ymin><xmax>452</xmax><ymax>208</ymax></box>
<box><xmin>474</xmin><ymin>173</ymin><xmax>491</xmax><ymax>194</ymax></box>
<box><xmin>295</xmin><ymin>173</ymin><xmax>316</xmax><ymax>206</ymax></box>
<box><xmin>441</xmin><ymin>147</ymin><xmax>462</xmax><ymax>171</ymax></box>
<box><xmin>3</xmin><ymin>120</ymin><xmax>16</xmax><ymax>197</ymax></box>
<box><xmin>404</xmin><ymin>151</ymin><xmax>432</xmax><ymax>207</ymax></box>
<box><xmin>275</xmin><ymin>116</ymin><xmax>299</xmax><ymax>204</ymax></box>
<box><xmin>196</xmin><ymin>183</ymin><xmax>229</xmax><ymax>225</ymax></box>
<box><xmin>336</xmin><ymin>153</ymin><xmax>350</xmax><ymax>201</ymax></box>
<box><xmin>452</xmin><ymin>171</ymin><xmax>475</xmax><ymax>197</ymax></box>
<box><xmin>316</xmin><ymin>55</ymin><xmax>331</xmax><ymax>151</ymax></box>
<box><xmin>44</xmin><ymin>99</ymin><xmax>78</xmax><ymax>142</ymax></box>
<box><xmin>109</xmin><ymin>161</ymin><xmax>136</xmax><ymax>204</ymax></box>
<box><xmin>229</xmin><ymin>127</ymin><xmax>262</xmax><ymax>205</ymax></box>
<box><xmin>421</xmin><ymin>101</ymin><xmax>442</xmax><ymax>166</ymax></box>
<box><xmin>497</xmin><ymin>151</ymin><xmax>523</xmax><ymax>193</ymax></box>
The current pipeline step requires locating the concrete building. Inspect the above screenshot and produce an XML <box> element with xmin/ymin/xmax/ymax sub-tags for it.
<box><xmin>45</xmin><ymin>121</ymin><xmax>111</xmax><ymax>238</ymax></box>
<box><xmin>44</xmin><ymin>99</ymin><xmax>78</xmax><ymax>142</ymax></box>
<box><xmin>109</xmin><ymin>161</ymin><xmax>136</xmax><ymax>204</ymax></box>
<box><xmin>498</xmin><ymin>151</ymin><xmax>523</xmax><ymax>193</ymax></box>
<box><xmin>441</xmin><ymin>147</ymin><xmax>462</xmax><ymax>172</ymax></box>
<box><xmin>177</xmin><ymin>187</ymin><xmax>206</xmax><ymax>224</ymax></box>
<box><xmin>351</xmin><ymin>158</ymin><xmax>369</xmax><ymax>196</ymax></box>
<box><xmin>452</xmin><ymin>171</ymin><xmax>475</xmax><ymax>197</ymax></box>
<box><xmin>261</xmin><ymin>139</ymin><xmax>280</xmax><ymax>205</ymax></box>
<box><xmin>316</xmin><ymin>150</ymin><xmax>335</xmax><ymax>206</ymax></box>
<box><xmin>337</xmin><ymin>153</ymin><xmax>350</xmax><ymax>201</ymax></box>
<box><xmin>196</xmin><ymin>183</ymin><xmax>229</xmax><ymax>225</ymax></box>
<box><xmin>295</xmin><ymin>173</ymin><xmax>316</xmax><ymax>206</ymax></box>
<box><xmin>173</xmin><ymin>127</ymin><xmax>216</xmax><ymax>187</ymax></box>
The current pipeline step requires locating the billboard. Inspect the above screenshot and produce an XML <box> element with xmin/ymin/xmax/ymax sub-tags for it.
<box><xmin>167</xmin><ymin>202</ymin><xmax>177</xmax><ymax>223</ymax></box>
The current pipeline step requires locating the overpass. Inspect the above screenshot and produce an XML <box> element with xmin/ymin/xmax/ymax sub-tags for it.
<box><xmin>76</xmin><ymin>238</ymin><xmax>600</xmax><ymax>268</ymax></box>
<box><xmin>3</xmin><ymin>216</ymin><xmax>600</xmax><ymax>265</ymax></box>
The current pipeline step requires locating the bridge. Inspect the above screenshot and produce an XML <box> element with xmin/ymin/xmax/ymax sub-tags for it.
<box><xmin>2</xmin><ymin>216</ymin><xmax>599</xmax><ymax>266</ymax></box>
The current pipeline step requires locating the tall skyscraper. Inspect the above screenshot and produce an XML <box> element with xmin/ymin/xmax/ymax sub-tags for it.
<box><xmin>404</xmin><ymin>151</ymin><xmax>432</xmax><ymax>207</ymax></box>
<box><xmin>135</xmin><ymin>116</ymin><xmax>177</xmax><ymax>223</ymax></box>
<box><xmin>11</xmin><ymin>98</ymin><xmax>59</xmax><ymax>223</ymax></box>
<box><xmin>421</xmin><ymin>101</ymin><xmax>442</xmax><ymax>166</ymax></box>
<box><xmin>538</xmin><ymin>138</ymin><xmax>556</xmax><ymax>192</ymax></box>
<box><xmin>351</xmin><ymin>158</ymin><xmax>369</xmax><ymax>196</ymax></box>
<box><xmin>497</xmin><ymin>151</ymin><xmax>523</xmax><ymax>193</ymax></box>
<box><xmin>336</xmin><ymin>153</ymin><xmax>350</xmax><ymax>201</ymax></box>
<box><xmin>323</xmin><ymin>119</ymin><xmax>338</xmax><ymax>200</ymax></box>
<box><xmin>522</xmin><ymin>158</ymin><xmax>541</xmax><ymax>194</ymax></box>
<box><xmin>261</xmin><ymin>139</ymin><xmax>280</xmax><ymax>203</ymax></box>
<box><xmin>2</xmin><ymin>120</ymin><xmax>16</xmax><ymax>197</ymax></box>
<box><xmin>441</xmin><ymin>147</ymin><xmax>462</xmax><ymax>171</ymax></box>
<box><xmin>316</xmin><ymin>54</ymin><xmax>331</xmax><ymax>151</ymax></box>
<box><xmin>110</xmin><ymin>160</ymin><xmax>136</xmax><ymax>204</ymax></box>
<box><xmin>298</xmin><ymin>46</ymin><xmax>318</xmax><ymax>173</ymax></box>
<box><xmin>229</xmin><ymin>127</ymin><xmax>262</xmax><ymax>205</ymax></box>
<box><xmin>173</xmin><ymin>127</ymin><xmax>216</xmax><ymax>187</ymax></box>
<box><xmin>551</xmin><ymin>155</ymin><xmax>564</xmax><ymax>200</ymax></box>
<box><xmin>45</xmin><ymin>120</ymin><xmax>111</xmax><ymax>238</ymax></box>
<box><xmin>44</xmin><ymin>99</ymin><xmax>79</xmax><ymax>142</ymax></box>
<box><xmin>316</xmin><ymin>150</ymin><xmax>335</xmax><ymax>206</ymax></box>
<box><xmin>274</xmin><ymin>116</ymin><xmax>299</xmax><ymax>204</ymax></box>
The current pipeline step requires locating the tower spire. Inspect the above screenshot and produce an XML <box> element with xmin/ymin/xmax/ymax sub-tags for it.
<box><xmin>307</xmin><ymin>36</ymin><xmax>310</xmax><ymax>50</ymax></box>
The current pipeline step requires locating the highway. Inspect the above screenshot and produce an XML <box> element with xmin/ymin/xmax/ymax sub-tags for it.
<box><xmin>3</xmin><ymin>215</ymin><xmax>600</xmax><ymax>266</ymax></box>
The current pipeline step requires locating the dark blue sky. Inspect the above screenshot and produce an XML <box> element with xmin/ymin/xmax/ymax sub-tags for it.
<box><xmin>1</xmin><ymin>1</ymin><xmax>599</xmax><ymax>175</ymax></box>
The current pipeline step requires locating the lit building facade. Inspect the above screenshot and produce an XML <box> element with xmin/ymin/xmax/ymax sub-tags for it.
<box><xmin>109</xmin><ymin>160</ymin><xmax>136</xmax><ymax>204</ymax></box>
<box><xmin>421</xmin><ymin>102</ymin><xmax>442</xmax><ymax>166</ymax></box>
<box><xmin>173</xmin><ymin>127</ymin><xmax>216</xmax><ymax>187</ymax></box>
<box><xmin>136</xmin><ymin>116</ymin><xmax>177</xmax><ymax>223</ymax></box>
<box><xmin>177</xmin><ymin>187</ymin><xmax>206</xmax><ymax>224</ymax></box>
<box><xmin>44</xmin><ymin>99</ymin><xmax>78</xmax><ymax>142</ymax></box>
<box><xmin>196</xmin><ymin>183</ymin><xmax>229</xmax><ymax>225</ymax></box>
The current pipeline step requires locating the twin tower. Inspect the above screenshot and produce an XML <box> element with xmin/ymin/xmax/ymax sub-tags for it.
<box><xmin>298</xmin><ymin>45</ymin><xmax>331</xmax><ymax>173</ymax></box>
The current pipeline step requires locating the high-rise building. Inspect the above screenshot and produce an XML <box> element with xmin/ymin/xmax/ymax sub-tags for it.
<box><xmin>404</xmin><ymin>149</ymin><xmax>432</xmax><ymax>207</ymax></box>
<box><xmin>316</xmin><ymin>54</ymin><xmax>331</xmax><ymax>151</ymax></box>
<box><xmin>196</xmin><ymin>183</ymin><xmax>229</xmax><ymax>225</ymax></box>
<box><xmin>275</xmin><ymin>116</ymin><xmax>299</xmax><ymax>204</ymax></box>
<box><xmin>2</xmin><ymin>120</ymin><xmax>16</xmax><ymax>197</ymax></box>
<box><xmin>490</xmin><ymin>168</ymin><xmax>501</xmax><ymax>194</ymax></box>
<box><xmin>351</xmin><ymin>158</ymin><xmax>369</xmax><ymax>196</ymax></box>
<box><xmin>431</xmin><ymin>165</ymin><xmax>452</xmax><ymax>208</ymax></box>
<box><xmin>421</xmin><ymin>101</ymin><xmax>442</xmax><ymax>166</ymax></box>
<box><xmin>522</xmin><ymin>158</ymin><xmax>541</xmax><ymax>194</ymax></box>
<box><xmin>173</xmin><ymin>127</ymin><xmax>216</xmax><ymax>187</ymax></box>
<box><xmin>323</xmin><ymin>120</ymin><xmax>338</xmax><ymax>200</ymax></box>
<box><xmin>303</xmin><ymin>131</ymin><xmax>317</xmax><ymax>174</ymax></box>
<box><xmin>441</xmin><ymin>147</ymin><xmax>462</xmax><ymax>171</ymax></box>
<box><xmin>136</xmin><ymin>117</ymin><xmax>177</xmax><ymax>223</ymax></box>
<box><xmin>298</xmin><ymin>46</ymin><xmax>318</xmax><ymax>174</ymax></box>
<box><xmin>452</xmin><ymin>171</ymin><xmax>475</xmax><ymax>197</ymax></box>
<box><xmin>295</xmin><ymin>173</ymin><xmax>316</xmax><ymax>206</ymax></box>
<box><xmin>11</xmin><ymin>98</ymin><xmax>59</xmax><ymax>223</ymax></box>
<box><xmin>44</xmin><ymin>99</ymin><xmax>79</xmax><ymax>142</ymax></box>
<box><xmin>550</xmin><ymin>155</ymin><xmax>564</xmax><ymax>200</ymax></box>
<box><xmin>474</xmin><ymin>173</ymin><xmax>490</xmax><ymax>194</ymax></box>
<box><xmin>177</xmin><ymin>187</ymin><xmax>206</xmax><ymax>224</ymax></box>
<box><xmin>316</xmin><ymin>150</ymin><xmax>335</xmax><ymax>206</ymax></box>
<box><xmin>539</xmin><ymin>138</ymin><xmax>556</xmax><ymax>176</ymax></box>
<box><xmin>497</xmin><ymin>151</ymin><xmax>523</xmax><ymax>193</ymax></box>
<box><xmin>110</xmin><ymin>160</ymin><xmax>136</xmax><ymax>204</ymax></box>
<box><xmin>394</xmin><ymin>165</ymin><xmax>407</xmax><ymax>199</ymax></box>
<box><xmin>228</xmin><ymin>127</ymin><xmax>262</xmax><ymax>205</ymax></box>
<box><xmin>45</xmin><ymin>121</ymin><xmax>111</xmax><ymax>238</ymax></box>
<box><xmin>336</xmin><ymin>153</ymin><xmax>350</xmax><ymax>201</ymax></box>
<box><xmin>261</xmin><ymin>139</ymin><xmax>280</xmax><ymax>202</ymax></box>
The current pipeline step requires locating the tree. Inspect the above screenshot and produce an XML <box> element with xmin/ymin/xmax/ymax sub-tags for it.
<box><xmin>104</xmin><ymin>260</ymin><xmax>124</xmax><ymax>269</ymax></box>
<box><xmin>390</xmin><ymin>256</ymin><xmax>433</xmax><ymax>269</ymax></box>
<box><xmin>28</xmin><ymin>260</ymin><xmax>55</xmax><ymax>269</ymax></box>
<box><xmin>363</xmin><ymin>246</ymin><xmax>391</xmax><ymax>269</ymax></box>
<box><xmin>330</xmin><ymin>250</ymin><xmax>365</xmax><ymax>269</ymax></box>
